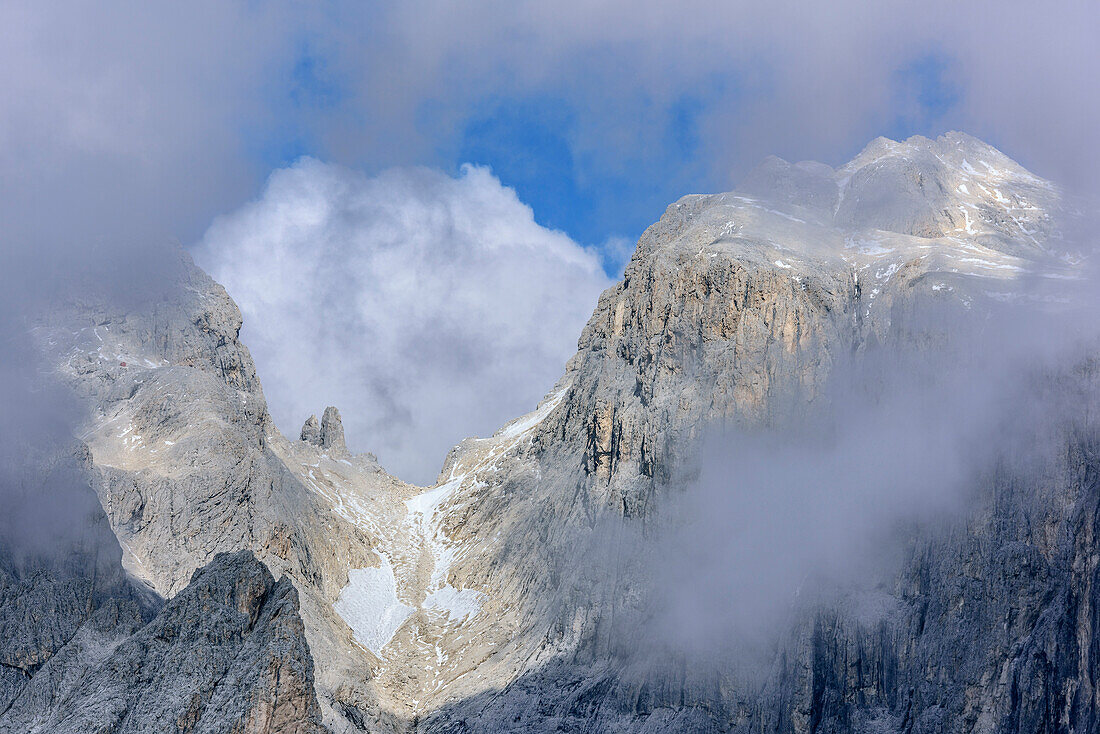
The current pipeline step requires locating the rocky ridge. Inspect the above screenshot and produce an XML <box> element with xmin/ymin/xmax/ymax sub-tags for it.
<box><xmin>1</xmin><ymin>550</ymin><xmax>326</xmax><ymax>733</ymax></box>
<box><xmin>32</xmin><ymin>132</ymin><xmax>1099</xmax><ymax>732</ymax></box>
<box><xmin>0</xmin><ymin>425</ymin><xmax>324</xmax><ymax>733</ymax></box>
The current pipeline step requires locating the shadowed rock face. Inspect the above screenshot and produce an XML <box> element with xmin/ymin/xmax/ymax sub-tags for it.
<box><xmin>34</xmin><ymin>252</ymin><xmax>405</xmax><ymax>731</ymax></box>
<box><xmin>301</xmin><ymin>415</ymin><xmax>322</xmax><ymax>445</ymax></box>
<box><xmin>0</xmin><ymin>550</ymin><xmax>326</xmax><ymax>734</ymax></box>
<box><xmin>0</xmin><ymin>444</ymin><xmax>155</xmax><ymax>716</ymax></box>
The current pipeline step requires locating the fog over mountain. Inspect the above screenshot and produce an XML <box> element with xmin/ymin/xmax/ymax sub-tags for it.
<box><xmin>3</xmin><ymin>1</ymin><xmax>1100</xmax><ymax>732</ymax></box>
<box><xmin>5</xmin><ymin>128</ymin><xmax>1100</xmax><ymax>731</ymax></box>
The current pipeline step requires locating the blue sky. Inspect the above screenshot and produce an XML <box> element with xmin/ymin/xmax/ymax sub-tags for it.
<box><xmin>248</xmin><ymin>40</ymin><xmax>964</xmax><ymax>277</ymax></box>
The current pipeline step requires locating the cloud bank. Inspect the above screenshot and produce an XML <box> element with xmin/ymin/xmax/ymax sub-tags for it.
<box><xmin>197</xmin><ymin>160</ymin><xmax>611</xmax><ymax>483</ymax></box>
<box><xmin>4</xmin><ymin>0</ymin><xmax>1098</xmax><ymax>253</ymax></box>
<box><xmin>565</xmin><ymin>290</ymin><xmax>1100</xmax><ymax>676</ymax></box>
<box><xmin>5</xmin><ymin>0</ymin><xmax>1099</xmax><ymax>489</ymax></box>
<box><xmin>312</xmin><ymin>0</ymin><xmax>1100</xmax><ymax>206</ymax></box>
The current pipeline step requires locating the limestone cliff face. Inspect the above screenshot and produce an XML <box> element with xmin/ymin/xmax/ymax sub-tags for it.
<box><xmin>543</xmin><ymin>207</ymin><xmax>859</xmax><ymax>515</ymax></box>
<box><xmin>35</xmin><ymin>251</ymin><xmax>405</xmax><ymax>731</ymax></box>
<box><xmin>412</xmin><ymin>133</ymin><xmax>1094</xmax><ymax>732</ymax></box>
<box><xmin>31</xmin><ymin>132</ymin><xmax>1097</xmax><ymax>733</ymax></box>
<box><xmin>0</xmin><ymin>432</ymin><xmax>325</xmax><ymax>733</ymax></box>
<box><xmin>519</xmin><ymin>132</ymin><xmax>1072</xmax><ymax>517</ymax></box>
<box><xmin>0</xmin><ymin>444</ymin><xmax>154</xmax><ymax>716</ymax></box>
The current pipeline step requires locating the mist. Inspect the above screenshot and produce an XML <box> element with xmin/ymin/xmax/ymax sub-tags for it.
<box><xmin>568</xmin><ymin>259</ymin><xmax>1100</xmax><ymax>678</ymax></box>
<box><xmin>4</xmin><ymin>1</ymin><xmax>1100</xmax><ymax>483</ymax></box>
<box><xmin>0</xmin><ymin>276</ymin><xmax>120</xmax><ymax>576</ymax></box>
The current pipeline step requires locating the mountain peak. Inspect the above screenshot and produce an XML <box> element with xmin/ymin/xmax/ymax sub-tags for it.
<box><xmin>723</xmin><ymin>131</ymin><xmax>1062</xmax><ymax>261</ymax></box>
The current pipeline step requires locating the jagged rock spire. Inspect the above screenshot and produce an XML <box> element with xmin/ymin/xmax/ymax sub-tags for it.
<box><xmin>320</xmin><ymin>407</ymin><xmax>346</xmax><ymax>453</ymax></box>
<box><xmin>300</xmin><ymin>408</ymin><xmax>346</xmax><ymax>454</ymax></box>
<box><xmin>299</xmin><ymin>415</ymin><xmax>321</xmax><ymax>445</ymax></box>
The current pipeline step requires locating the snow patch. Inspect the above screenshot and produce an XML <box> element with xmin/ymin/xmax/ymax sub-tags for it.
<box><xmin>494</xmin><ymin>385</ymin><xmax>569</xmax><ymax>440</ymax></box>
<box><xmin>874</xmin><ymin>263</ymin><xmax>900</xmax><ymax>281</ymax></box>
<box><xmin>958</xmin><ymin>206</ymin><xmax>977</xmax><ymax>234</ymax></box>
<box><xmin>334</xmin><ymin>557</ymin><xmax>414</xmax><ymax>655</ymax></box>
<box><xmin>423</xmin><ymin>585</ymin><xmax>484</xmax><ymax>623</ymax></box>
<box><xmin>406</xmin><ymin>478</ymin><xmax>464</xmax><ymax>588</ymax></box>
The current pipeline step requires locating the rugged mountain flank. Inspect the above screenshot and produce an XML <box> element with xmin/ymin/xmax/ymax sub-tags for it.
<box><xmin>32</xmin><ymin>132</ymin><xmax>1097</xmax><ymax>732</ymax></box>
<box><xmin>0</xmin><ymin>444</ymin><xmax>153</xmax><ymax>717</ymax></box>
<box><xmin>33</xmin><ymin>254</ymin><xmax>413</xmax><ymax>730</ymax></box>
<box><xmin>400</xmin><ymin>132</ymin><xmax>1095</xmax><ymax>731</ymax></box>
<box><xmin>1</xmin><ymin>550</ymin><xmax>326</xmax><ymax>734</ymax></box>
<box><xmin>0</xmin><ymin>423</ymin><xmax>324</xmax><ymax>733</ymax></box>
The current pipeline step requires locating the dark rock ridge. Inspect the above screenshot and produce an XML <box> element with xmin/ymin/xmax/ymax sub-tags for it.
<box><xmin>0</xmin><ymin>426</ymin><xmax>326</xmax><ymax>732</ymax></box>
<box><xmin>0</xmin><ymin>444</ymin><xmax>155</xmax><ymax>716</ymax></box>
<box><xmin>0</xmin><ymin>549</ymin><xmax>327</xmax><ymax>733</ymax></box>
<box><xmin>320</xmin><ymin>407</ymin><xmax>347</xmax><ymax>454</ymax></box>
<box><xmin>301</xmin><ymin>415</ymin><xmax>322</xmax><ymax>445</ymax></box>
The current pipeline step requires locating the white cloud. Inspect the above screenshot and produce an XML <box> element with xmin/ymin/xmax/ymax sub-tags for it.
<box><xmin>314</xmin><ymin>1</ymin><xmax>1100</xmax><ymax>194</ymax></box>
<box><xmin>196</xmin><ymin>159</ymin><xmax>611</xmax><ymax>483</ymax></box>
<box><xmin>0</xmin><ymin>1</ymin><xmax>303</xmax><ymax>247</ymax></box>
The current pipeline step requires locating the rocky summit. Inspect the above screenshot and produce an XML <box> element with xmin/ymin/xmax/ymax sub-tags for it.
<box><xmin>11</xmin><ymin>132</ymin><xmax>1100</xmax><ymax>732</ymax></box>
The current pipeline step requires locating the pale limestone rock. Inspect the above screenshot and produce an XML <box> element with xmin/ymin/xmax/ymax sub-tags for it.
<box><xmin>320</xmin><ymin>406</ymin><xmax>346</xmax><ymax>453</ymax></box>
<box><xmin>29</xmin><ymin>134</ymin><xmax>1097</xmax><ymax>733</ymax></box>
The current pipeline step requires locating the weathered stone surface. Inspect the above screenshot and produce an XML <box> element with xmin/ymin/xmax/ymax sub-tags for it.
<box><xmin>0</xmin><ymin>550</ymin><xmax>327</xmax><ymax>734</ymax></box>
<box><xmin>405</xmin><ymin>133</ymin><xmax>1094</xmax><ymax>731</ymax></box>
<box><xmin>320</xmin><ymin>407</ymin><xmax>346</xmax><ymax>454</ymax></box>
<box><xmin>0</xmin><ymin>426</ymin><xmax>327</xmax><ymax>732</ymax></box>
<box><xmin>29</xmin><ymin>132</ymin><xmax>1097</xmax><ymax>733</ymax></box>
<box><xmin>301</xmin><ymin>415</ymin><xmax>322</xmax><ymax>445</ymax></box>
<box><xmin>34</xmin><ymin>250</ymin><xmax>407</xmax><ymax>731</ymax></box>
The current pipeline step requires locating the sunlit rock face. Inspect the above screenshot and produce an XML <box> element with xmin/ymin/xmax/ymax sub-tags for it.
<box><xmin>409</xmin><ymin>133</ymin><xmax>1095</xmax><ymax>733</ymax></box>
<box><xmin>28</xmin><ymin>133</ymin><xmax>1100</xmax><ymax>733</ymax></box>
<box><xmin>521</xmin><ymin>131</ymin><xmax>1076</xmax><ymax>515</ymax></box>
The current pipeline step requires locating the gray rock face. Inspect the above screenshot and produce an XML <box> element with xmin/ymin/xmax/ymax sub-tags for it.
<box><xmin>29</xmin><ymin>132</ymin><xmax>1098</xmax><ymax>733</ymax></box>
<box><xmin>0</xmin><ymin>550</ymin><xmax>326</xmax><ymax>734</ymax></box>
<box><xmin>0</xmin><ymin>444</ymin><xmax>156</xmax><ymax>717</ymax></box>
<box><xmin>34</xmin><ymin>251</ymin><xmax>408</xmax><ymax>731</ymax></box>
<box><xmin>320</xmin><ymin>407</ymin><xmax>346</xmax><ymax>454</ymax></box>
<box><xmin>300</xmin><ymin>415</ymin><xmax>322</xmax><ymax>445</ymax></box>
<box><xmin>404</xmin><ymin>133</ymin><xmax>1096</xmax><ymax>732</ymax></box>
<box><xmin>300</xmin><ymin>409</ymin><xmax>345</xmax><ymax>453</ymax></box>
<box><xmin>0</xmin><ymin>416</ymin><xmax>326</xmax><ymax>732</ymax></box>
